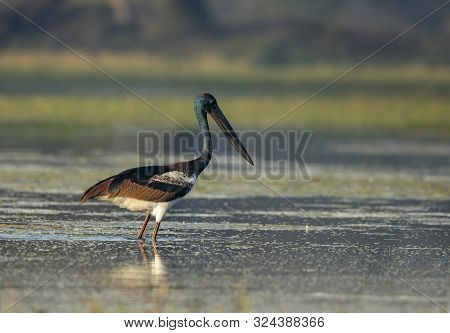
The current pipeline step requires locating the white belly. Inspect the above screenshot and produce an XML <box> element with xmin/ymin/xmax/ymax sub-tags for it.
<box><xmin>99</xmin><ymin>196</ymin><xmax>157</xmax><ymax>212</ymax></box>
<box><xmin>97</xmin><ymin>196</ymin><xmax>181</xmax><ymax>222</ymax></box>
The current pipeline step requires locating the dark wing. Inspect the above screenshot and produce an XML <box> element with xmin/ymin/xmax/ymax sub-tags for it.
<box><xmin>108</xmin><ymin>178</ymin><xmax>192</xmax><ymax>202</ymax></box>
<box><xmin>80</xmin><ymin>165</ymin><xmax>193</xmax><ymax>203</ymax></box>
<box><xmin>79</xmin><ymin>176</ymin><xmax>115</xmax><ymax>203</ymax></box>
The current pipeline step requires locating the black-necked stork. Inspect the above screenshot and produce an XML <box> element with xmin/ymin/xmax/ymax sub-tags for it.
<box><xmin>80</xmin><ymin>93</ymin><xmax>254</xmax><ymax>240</ymax></box>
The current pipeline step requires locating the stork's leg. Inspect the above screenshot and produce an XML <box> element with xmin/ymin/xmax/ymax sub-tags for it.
<box><xmin>137</xmin><ymin>211</ymin><xmax>152</xmax><ymax>239</ymax></box>
<box><xmin>151</xmin><ymin>219</ymin><xmax>162</xmax><ymax>241</ymax></box>
<box><xmin>151</xmin><ymin>203</ymin><xmax>169</xmax><ymax>241</ymax></box>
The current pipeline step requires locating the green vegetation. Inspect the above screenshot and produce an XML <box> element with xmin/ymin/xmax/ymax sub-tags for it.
<box><xmin>1</xmin><ymin>94</ymin><xmax>449</xmax><ymax>136</ymax></box>
<box><xmin>1</xmin><ymin>52</ymin><xmax>449</xmax><ymax>138</ymax></box>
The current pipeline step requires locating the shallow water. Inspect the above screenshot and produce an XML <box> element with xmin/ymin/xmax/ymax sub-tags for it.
<box><xmin>0</xmin><ymin>190</ymin><xmax>448</xmax><ymax>312</ymax></box>
<box><xmin>0</xmin><ymin>135</ymin><xmax>449</xmax><ymax>312</ymax></box>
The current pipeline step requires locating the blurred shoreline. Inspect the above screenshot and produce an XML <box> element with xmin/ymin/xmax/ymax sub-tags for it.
<box><xmin>1</xmin><ymin>51</ymin><xmax>449</xmax><ymax>138</ymax></box>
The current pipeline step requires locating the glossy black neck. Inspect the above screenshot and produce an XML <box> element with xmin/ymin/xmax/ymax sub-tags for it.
<box><xmin>194</xmin><ymin>110</ymin><xmax>211</xmax><ymax>175</ymax></box>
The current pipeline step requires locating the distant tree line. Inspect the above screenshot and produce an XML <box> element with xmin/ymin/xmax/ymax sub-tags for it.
<box><xmin>0</xmin><ymin>0</ymin><xmax>448</xmax><ymax>63</ymax></box>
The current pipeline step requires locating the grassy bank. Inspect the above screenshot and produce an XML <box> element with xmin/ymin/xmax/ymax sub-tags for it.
<box><xmin>1</xmin><ymin>94</ymin><xmax>449</xmax><ymax>137</ymax></box>
<box><xmin>1</xmin><ymin>51</ymin><xmax>449</xmax><ymax>137</ymax></box>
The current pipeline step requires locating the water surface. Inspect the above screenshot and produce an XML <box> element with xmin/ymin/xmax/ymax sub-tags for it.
<box><xmin>0</xmin><ymin>135</ymin><xmax>448</xmax><ymax>312</ymax></box>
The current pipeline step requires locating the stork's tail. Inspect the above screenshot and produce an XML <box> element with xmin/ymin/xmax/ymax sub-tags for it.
<box><xmin>80</xmin><ymin>177</ymin><xmax>114</xmax><ymax>203</ymax></box>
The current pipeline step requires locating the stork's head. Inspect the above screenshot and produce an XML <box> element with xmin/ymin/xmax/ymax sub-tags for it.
<box><xmin>194</xmin><ymin>93</ymin><xmax>217</xmax><ymax>113</ymax></box>
<box><xmin>194</xmin><ymin>93</ymin><xmax>254</xmax><ymax>166</ymax></box>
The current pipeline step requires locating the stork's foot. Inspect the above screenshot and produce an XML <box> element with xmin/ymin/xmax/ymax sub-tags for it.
<box><xmin>151</xmin><ymin>239</ymin><xmax>159</xmax><ymax>253</ymax></box>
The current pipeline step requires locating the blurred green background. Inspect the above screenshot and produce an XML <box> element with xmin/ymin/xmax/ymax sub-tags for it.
<box><xmin>0</xmin><ymin>0</ymin><xmax>449</xmax><ymax>141</ymax></box>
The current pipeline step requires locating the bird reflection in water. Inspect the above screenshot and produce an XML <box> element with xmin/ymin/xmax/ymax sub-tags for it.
<box><xmin>112</xmin><ymin>240</ymin><xmax>169</xmax><ymax>312</ymax></box>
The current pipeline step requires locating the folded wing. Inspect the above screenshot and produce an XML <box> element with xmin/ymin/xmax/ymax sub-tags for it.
<box><xmin>80</xmin><ymin>166</ymin><xmax>194</xmax><ymax>203</ymax></box>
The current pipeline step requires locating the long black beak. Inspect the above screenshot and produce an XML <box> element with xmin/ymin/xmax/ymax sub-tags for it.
<box><xmin>209</xmin><ymin>105</ymin><xmax>254</xmax><ymax>166</ymax></box>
